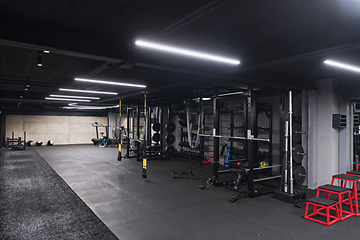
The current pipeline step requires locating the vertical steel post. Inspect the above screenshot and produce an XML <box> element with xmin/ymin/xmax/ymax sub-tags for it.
<box><xmin>126</xmin><ymin>106</ymin><xmax>130</xmax><ymax>158</ymax></box>
<box><xmin>284</xmin><ymin>120</ymin><xmax>289</xmax><ymax>192</ymax></box>
<box><xmin>213</xmin><ymin>93</ymin><xmax>220</xmax><ymax>183</ymax></box>
<box><xmin>118</xmin><ymin>99</ymin><xmax>122</xmax><ymax>161</ymax></box>
<box><xmin>11</xmin><ymin>132</ymin><xmax>14</xmax><ymax>150</ymax></box>
<box><xmin>268</xmin><ymin>109</ymin><xmax>273</xmax><ymax>176</ymax></box>
<box><xmin>136</xmin><ymin>105</ymin><xmax>141</xmax><ymax>161</ymax></box>
<box><xmin>142</xmin><ymin>94</ymin><xmax>147</xmax><ymax>178</ymax></box>
<box><xmin>246</xmin><ymin>85</ymin><xmax>255</xmax><ymax>197</ymax></box>
<box><xmin>24</xmin><ymin>132</ymin><xmax>26</xmax><ymax>150</ymax></box>
<box><xmin>279</xmin><ymin>91</ymin><xmax>285</xmax><ymax>191</ymax></box>
<box><xmin>160</xmin><ymin>106</ymin><xmax>163</xmax><ymax>159</ymax></box>
<box><xmin>289</xmin><ymin>90</ymin><xmax>294</xmax><ymax>194</ymax></box>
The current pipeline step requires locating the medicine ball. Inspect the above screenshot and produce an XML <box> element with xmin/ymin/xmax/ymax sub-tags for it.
<box><xmin>47</xmin><ymin>140</ymin><xmax>54</xmax><ymax>146</ymax></box>
<box><xmin>36</xmin><ymin>140</ymin><xmax>43</xmax><ymax>146</ymax></box>
<box><xmin>27</xmin><ymin>140</ymin><xmax>34</xmax><ymax>146</ymax></box>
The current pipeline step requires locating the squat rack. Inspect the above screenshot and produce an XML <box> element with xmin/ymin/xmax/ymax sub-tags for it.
<box><xmin>199</xmin><ymin>85</ymin><xmax>284</xmax><ymax>198</ymax></box>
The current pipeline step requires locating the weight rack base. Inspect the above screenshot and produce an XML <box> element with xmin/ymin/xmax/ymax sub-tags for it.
<box><xmin>273</xmin><ymin>189</ymin><xmax>306</xmax><ymax>204</ymax></box>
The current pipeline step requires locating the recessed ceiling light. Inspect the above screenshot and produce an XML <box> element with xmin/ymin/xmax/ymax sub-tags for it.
<box><xmin>75</xmin><ymin>78</ymin><xmax>146</xmax><ymax>88</ymax></box>
<box><xmin>45</xmin><ymin>97</ymin><xmax>91</xmax><ymax>102</ymax></box>
<box><xmin>59</xmin><ymin>88</ymin><xmax>118</xmax><ymax>95</ymax></box>
<box><xmin>324</xmin><ymin>60</ymin><xmax>360</xmax><ymax>73</ymax></box>
<box><xmin>50</xmin><ymin>94</ymin><xmax>100</xmax><ymax>100</ymax></box>
<box><xmin>135</xmin><ymin>40</ymin><xmax>240</xmax><ymax>65</ymax></box>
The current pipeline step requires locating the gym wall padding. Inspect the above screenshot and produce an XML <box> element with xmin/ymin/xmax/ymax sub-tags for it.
<box><xmin>5</xmin><ymin>115</ymin><xmax>108</xmax><ymax>145</ymax></box>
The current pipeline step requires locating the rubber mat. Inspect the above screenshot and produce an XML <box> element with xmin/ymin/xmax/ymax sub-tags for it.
<box><xmin>0</xmin><ymin>148</ymin><xmax>118</xmax><ymax>240</ymax></box>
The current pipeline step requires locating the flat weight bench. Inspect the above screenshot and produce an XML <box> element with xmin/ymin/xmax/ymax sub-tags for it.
<box><xmin>304</xmin><ymin>197</ymin><xmax>340</xmax><ymax>226</ymax></box>
<box><xmin>317</xmin><ymin>184</ymin><xmax>353</xmax><ymax>220</ymax></box>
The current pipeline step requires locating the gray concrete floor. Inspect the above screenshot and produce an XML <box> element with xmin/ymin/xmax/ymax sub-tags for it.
<box><xmin>34</xmin><ymin>145</ymin><xmax>359</xmax><ymax>240</ymax></box>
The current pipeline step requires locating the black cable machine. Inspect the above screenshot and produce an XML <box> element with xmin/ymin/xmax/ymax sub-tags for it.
<box><xmin>171</xmin><ymin>98</ymin><xmax>206</xmax><ymax>179</ymax></box>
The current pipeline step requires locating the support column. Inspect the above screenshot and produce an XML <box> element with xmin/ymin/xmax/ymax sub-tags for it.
<box><xmin>0</xmin><ymin>108</ymin><xmax>6</xmax><ymax>147</ymax></box>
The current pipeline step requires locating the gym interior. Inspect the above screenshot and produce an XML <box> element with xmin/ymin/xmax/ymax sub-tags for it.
<box><xmin>2</xmin><ymin>1</ymin><xmax>360</xmax><ymax>239</ymax></box>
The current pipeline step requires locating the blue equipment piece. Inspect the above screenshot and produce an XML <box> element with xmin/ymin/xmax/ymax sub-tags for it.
<box><xmin>225</xmin><ymin>146</ymin><xmax>233</xmax><ymax>168</ymax></box>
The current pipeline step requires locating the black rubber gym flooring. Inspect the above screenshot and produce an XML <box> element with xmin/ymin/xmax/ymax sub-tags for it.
<box><xmin>0</xmin><ymin>147</ymin><xmax>118</xmax><ymax>240</ymax></box>
<box><xmin>2</xmin><ymin>145</ymin><xmax>360</xmax><ymax>239</ymax></box>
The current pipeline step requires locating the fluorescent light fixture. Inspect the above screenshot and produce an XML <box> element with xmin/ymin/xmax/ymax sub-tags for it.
<box><xmin>44</xmin><ymin>50</ymin><xmax>50</xmax><ymax>54</ymax></box>
<box><xmin>324</xmin><ymin>60</ymin><xmax>360</xmax><ymax>73</ymax></box>
<box><xmin>135</xmin><ymin>40</ymin><xmax>240</xmax><ymax>65</ymax></box>
<box><xmin>64</xmin><ymin>104</ymin><xmax>119</xmax><ymax>110</ymax></box>
<box><xmin>45</xmin><ymin>97</ymin><xmax>91</xmax><ymax>102</ymax></box>
<box><xmin>75</xmin><ymin>78</ymin><xmax>146</xmax><ymax>88</ymax></box>
<box><xmin>50</xmin><ymin>94</ymin><xmax>100</xmax><ymax>100</ymax></box>
<box><xmin>202</xmin><ymin>97</ymin><xmax>211</xmax><ymax>101</ymax></box>
<box><xmin>59</xmin><ymin>88</ymin><xmax>118</xmax><ymax>95</ymax></box>
<box><xmin>218</xmin><ymin>91</ymin><xmax>245</xmax><ymax>97</ymax></box>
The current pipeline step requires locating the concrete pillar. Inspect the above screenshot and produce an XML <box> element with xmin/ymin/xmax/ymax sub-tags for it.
<box><xmin>306</xmin><ymin>78</ymin><xmax>352</xmax><ymax>189</ymax></box>
<box><xmin>301</xmin><ymin>91</ymin><xmax>309</xmax><ymax>186</ymax></box>
<box><xmin>108</xmin><ymin>112</ymin><xmax>116</xmax><ymax>139</ymax></box>
<box><xmin>307</xmin><ymin>90</ymin><xmax>318</xmax><ymax>189</ymax></box>
<box><xmin>338</xmin><ymin>99</ymin><xmax>351</xmax><ymax>173</ymax></box>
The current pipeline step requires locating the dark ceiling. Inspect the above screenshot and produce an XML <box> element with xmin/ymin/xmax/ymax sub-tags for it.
<box><xmin>1</xmin><ymin>0</ymin><xmax>360</xmax><ymax>112</ymax></box>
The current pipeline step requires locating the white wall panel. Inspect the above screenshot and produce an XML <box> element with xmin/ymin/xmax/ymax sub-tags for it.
<box><xmin>6</xmin><ymin>115</ymin><xmax>108</xmax><ymax>145</ymax></box>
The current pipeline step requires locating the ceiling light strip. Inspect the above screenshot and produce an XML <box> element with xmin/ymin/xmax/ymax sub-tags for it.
<box><xmin>75</xmin><ymin>78</ymin><xmax>146</xmax><ymax>88</ymax></box>
<box><xmin>45</xmin><ymin>97</ymin><xmax>91</xmax><ymax>102</ymax></box>
<box><xmin>135</xmin><ymin>40</ymin><xmax>240</xmax><ymax>65</ymax></box>
<box><xmin>59</xmin><ymin>88</ymin><xmax>118</xmax><ymax>95</ymax></box>
<box><xmin>50</xmin><ymin>94</ymin><xmax>100</xmax><ymax>100</ymax></box>
<box><xmin>324</xmin><ymin>60</ymin><xmax>360</xmax><ymax>73</ymax></box>
<box><xmin>218</xmin><ymin>91</ymin><xmax>245</xmax><ymax>97</ymax></box>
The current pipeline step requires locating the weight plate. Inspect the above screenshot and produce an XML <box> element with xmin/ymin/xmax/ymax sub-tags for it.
<box><xmin>166</xmin><ymin>146</ymin><xmax>175</xmax><ymax>156</ymax></box>
<box><xmin>152</xmin><ymin>132</ymin><xmax>161</xmax><ymax>142</ymax></box>
<box><xmin>292</xmin><ymin>123</ymin><xmax>303</xmax><ymax>142</ymax></box>
<box><xmin>165</xmin><ymin>134</ymin><xmax>175</xmax><ymax>145</ymax></box>
<box><xmin>294</xmin><ymin>165</ymin><xmax>306</xmax><ymax>185</ymax></box>
<box><xmin>293</xmin><ymin>144</ymin><xmax>305</xmax><ymax>164</ymax></box>
<box><xmin>152</xmin><ymin>122</ymin><xmax>161</xmax><ymax>132</ymax></box>
<box><xmin>165</xmin><ymin>122</ymin><xmax>176</xmax><ymax>133</ymax></box>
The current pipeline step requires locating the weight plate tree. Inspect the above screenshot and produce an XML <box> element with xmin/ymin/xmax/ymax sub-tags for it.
<box><xmin>165</xmin><ymin>107</ymin><xmax>176</xmax><ymax>157</ymax></box>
